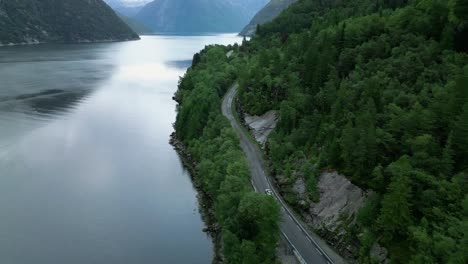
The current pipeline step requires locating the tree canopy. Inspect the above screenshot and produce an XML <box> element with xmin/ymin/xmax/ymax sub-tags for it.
<box><xmin>175</xmin><ymin>0</ymin><xmax>467</xmax><ymax>262</ymax></box>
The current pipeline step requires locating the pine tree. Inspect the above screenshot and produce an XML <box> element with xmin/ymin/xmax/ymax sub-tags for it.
<box><xmin>378</xmin><ymin>158</ymin><xmax>413</xmax><ymax>242</ymax></box>
<box><xmin>303</xmin><ymin>44</ymin><xmax>319</xmax><ymax>89</ymax></box>
<box><xmin>452</xmin><ymin>103</ymin><xmax>468</xmax><ymax>168</ymax></box>
<box><xmin>192</xmin><ymin>52</ymin><xmax>201</xmax><ymax>67</ymax></box>
<box><xmin>336</xmin><ymin>22</ymin><xmax>346</xmax><ymax>52</ymax></box>
<box><xmin>340</xmin><ymin>119</ymin><xmax>357</xmax><ymax>173</ymax></box>
<box><xmin>449</xmin><ymin>67</ymin><xmax>468</xmax><ymax>118</ymax></box>
<box><xmin>440</xmin><ymin>134</ymin><xmax>454</xmax><ymax>177</ymax></box>
<box><xmin>455</xmin><ymin>0</ymin><xmax>468</xmax><ymax>22</ymax></box>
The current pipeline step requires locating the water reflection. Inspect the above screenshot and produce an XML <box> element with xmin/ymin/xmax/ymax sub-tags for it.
<box><xmin>0</xmin><ymin>43</ymin><xmax>116</xmax><ymax>147</ymax></box>
<box><xmin>165</xmin><ymin>60</ymin><xmax>193</xmax><ymax>69</ymax></box>
<box><xmin>0</xmin><ymin>35</ymin><xmax>242</xmax><ymax>264</ymax></box>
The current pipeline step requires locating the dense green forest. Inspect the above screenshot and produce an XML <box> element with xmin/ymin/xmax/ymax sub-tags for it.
<box><xmin>174</xmin><ymin>45</ymin><xmax>280</xmax><ymax>263</ymax></box>
<box><xmin>240</xmin><ymin>0</ymin><xmax>299</xmax><ymax>36</ymax></box>
<box><xmin>236</xmin><ymin>0</ymin><xmax>468</xmax><ymax>262</ymax></box>
<box><xmin>0</xmin><ymin>0</ymin><xmax>138</xmax><ymax>44</ymax></box>
<box><xmin>175</xmin><ymin>0</ymin><xmax>467</xmax><ymax>263</ymax></box>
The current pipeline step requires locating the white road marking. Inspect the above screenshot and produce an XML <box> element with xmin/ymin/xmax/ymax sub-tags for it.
<box><xmin>315</xmin><ymin>248</ymin><xmax>323</xmax><ymax>255</ymax></box>
<box><xmin>281</xmin><ymin>232</ymin><xmax>307</xmax><ymax>264</ymax></box>
<box><xmin>225</xmin><ymin>85</ymin><xmax>335</xmax><ymax>264</ymax></box>
<box><xmin>250</xmin><ymin>180</ymin><xmax>257</xmax><ymax>192</ymax></box>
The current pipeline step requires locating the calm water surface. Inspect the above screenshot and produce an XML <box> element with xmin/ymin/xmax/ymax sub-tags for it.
<box><xmin>0</xmin><ymin>35</ymin><xmax>242</xmax><ymax>264</ymax></box>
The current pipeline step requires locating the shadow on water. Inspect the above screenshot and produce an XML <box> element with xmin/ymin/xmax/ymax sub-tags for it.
<box><xmin>0</xmin><ymin>35</ymin><xmax>245</xmax><ymax>264</ymax></box>
<box><xmin>23</xmin><ymin>89</ymin><xmax>93</xmax><ymax>115</ymax></box>
<box><xmin>0</xmin><ymin>42</ymin><xmax>122</xmax><ymax>64</ymax></box>
<box><xmin>0</xmin><ymin>43</ymin><xmax>118</xmax><ymax>118</ymax></box>
<box><xmin>164</xmin><ymin>59</ymin><xmax>193</xmax><ymax>69</ymax></box>
<box><xmin>0</xmin><ymin>88</ymin><xmax>92</xmax><ymax>115</ymax></box>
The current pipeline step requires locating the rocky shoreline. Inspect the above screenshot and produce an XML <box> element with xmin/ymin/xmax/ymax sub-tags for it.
<box><xmin>169</xmin><ymin>132</ymin><xmax>223</xmax><ymax>264</ymax></box>
<box><xmin>0</xmin><ymin>37</ymin><xmax>140</xmax><ymax>48</ymax></box>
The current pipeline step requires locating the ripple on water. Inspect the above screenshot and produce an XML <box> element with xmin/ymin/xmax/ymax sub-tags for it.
<box><xmin>0</xmin><ymin>35</ymin><xmax>244</xmax><ymax>264</ymax></box>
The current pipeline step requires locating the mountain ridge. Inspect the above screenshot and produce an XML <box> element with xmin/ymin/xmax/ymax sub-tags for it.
<box><xmin>134</xmin><ymin>0</ymin><xmax>269</xmax><ymax>33</ymax></box>
<box><xmin>240</xmin><ymin>0</ymin><xmax>298</xmax><ymax>36</ymax></box>
<box><xmin>174</xmin><ymin>0</ymin><xmax>468</xmax><ymax>262</ymax></box>
<box><xmin>0</xmin><ymin>0</ymin><xmax>139</xmax><ymax>46</ymax></box>
<box><xmin>104</xmin><ymin>0</ymin><xmax>151</xmax><ymax>17</ymax></box>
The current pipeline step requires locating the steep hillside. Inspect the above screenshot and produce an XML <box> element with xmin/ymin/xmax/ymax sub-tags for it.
<box><xmin>118</xmin><ymin>13</ymin><xmax>151</xmax><ymax>34</ymax></box>
<box><xmin>104</xmin><ymin>0</ymin><xmax>151</xmax><ymax>17</ymax></box>
<box><xmin>175</xmin><ymin>0</ymin><xmax>468</xmax><ymax>262</ymax></box>
<box><xmin>0</xmin><ymin>0</ymin><xmax>139</xmax><ymax>45</ymax></box>
<box><xmin>240</xmin><ymin>0</ymin><xmax>298</xmax><ymax>36</ymax></box>
<box><xmin>135</xmin><ymin>0</ymin><xmax>268</xmax><ymax>33</ymax></box>
<box><xmin>239</xmin><ymin>0</ymin><xmax>468</xmax><ymax>262</ymax></box>
<box><xmin>228</xmin><ymin>0</ymin><xmax>269</xmax><ymax>20</ymax></box>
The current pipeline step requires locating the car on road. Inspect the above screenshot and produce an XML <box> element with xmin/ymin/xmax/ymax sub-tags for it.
<box><xmin>265</xmin><ymin>189</ymin><xmax>273</xmax><ymax>196</ymax></box>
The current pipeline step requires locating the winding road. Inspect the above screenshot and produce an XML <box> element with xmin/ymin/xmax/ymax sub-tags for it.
<box><xmin>222</xmin><ymin>84</ymin><xmax>344</xmax><ymax>264</ymax></box>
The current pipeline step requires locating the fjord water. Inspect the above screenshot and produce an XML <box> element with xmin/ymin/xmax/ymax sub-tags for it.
<box><xmin>0</xmin><ymin>35</ymin><xmax>241</xmax><ymax>264</ymax></box>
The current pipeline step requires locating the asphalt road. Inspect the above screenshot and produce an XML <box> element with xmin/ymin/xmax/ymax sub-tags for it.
<box><xmin>222</xmin><ymin>84</ymin><xmax>337</xmax><ymax>264</ymax></box>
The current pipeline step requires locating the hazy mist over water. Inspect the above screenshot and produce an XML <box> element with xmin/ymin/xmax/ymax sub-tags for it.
<box><xmin>0</xmin><ymin>34</ymin><xmax>242</xmax><ymax>264</ymax></box>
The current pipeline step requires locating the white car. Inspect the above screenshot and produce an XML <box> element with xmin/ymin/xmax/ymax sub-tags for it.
<box><xmin>265</xmin><ymin>189</ymin><xmax>273</xmax><ymax>196</ymax></box>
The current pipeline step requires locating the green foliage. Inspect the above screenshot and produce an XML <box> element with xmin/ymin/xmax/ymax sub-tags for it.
<box><xmin>377</xmin><ymin>159</ymin><xmax>413</xmax><ymax>242</ymax></box>
<box><xmin>302</xmin><ymin>162</ymin><xmax>319</xmax><ymax>202</ymax></box>
<box><xmin>452</xmin><ymin>103</ymin><xmax>468</xmax><ymax>168</ymax></box>
<box><xmin>135</xmin><ymin>0</ymin><xmax>269</xmax><ymax>33</ymax></box>
<box><xmin>240</xmin><ymin>0</ymin><xmax>299</xmax><ymax>36</ymax></box>
<box><xmin>174</xmin><ymin>45</ymin><xmax>280</xmax><ymax>263</ymax></box>
<box><xmin>234</xmin><ymin>0</ymin><xmax>468</xmax><ymax>261</ymax></box>
<box><xmin>175</xmin><ymin>0</ymin><xmax>467</xmax><ymax>261</ymax></box>
<box><xmin>357</xmin><ymin>194</ymin><xmax>381</xmax><ymax>229</ymax></box>
<box><xmin>117</xmin><ymin>13</ymin><xmax>151</xmax><ymax>34</ymax></box>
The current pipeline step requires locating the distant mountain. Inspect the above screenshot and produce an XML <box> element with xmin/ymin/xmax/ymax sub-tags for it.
<box><xmin>227</xmin><ymin>0</ymin><xmax>269</xmax><ymax>20</ymax></box>
<box><xmin>118</xmin><ymin>13</ymin><xmax>152</xmax><ymax>34</ymax></box>
<box><xmin>135</xmin><ymin>0</ymin><xmax>269</xmax><ymax>33</ymax></box>
<box><xmin>240</xmin><ymin>0</ymin><xmax>298</xmax><ymax>36</ymax></box>
<box><xmin>0</xmin><ymin>0</ymin><xmax>139</xmax><ymax>45</ymax></box>
<box><xmin>104</xmin><ymin>0</ymin><xmax>151</xmax><ymax>17</ymax></box>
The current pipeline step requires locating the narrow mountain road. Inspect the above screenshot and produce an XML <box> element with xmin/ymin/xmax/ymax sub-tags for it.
<box><xmin>222</xmin><ymin>84</ymin><xmax>344</xmax><ymax>264</ymax></box>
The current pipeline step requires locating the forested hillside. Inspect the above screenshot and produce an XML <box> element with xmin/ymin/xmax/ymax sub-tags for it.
<box><xmin>104</xmin><ymin>0</ymin><xmax>151</xmax><ymax>17</ymax></box>
<box><xmin>175</xmin><ymin>0</ymin><xmax>468</xmax><ymax>262</ymax></box>
<box><xmin>135</xmin><ymin>0</ymin><xmax>267</xmax><ymax>33</ymax></box>
<box><xmin>238</xmin><ymin>0</ymin><xmax>468</xmax><ymax>262</ymax></box>
<box><xmin>0</xmin><ymin>0</ymin><xmax>138</xmax><ymax>45</ymax></box>
<box><xmin>240</xmin><ymin>0</ymin><xmax>298</xmax><ymax>36</ymax></box>
<box><xmin>117</xmin><ymin>13</ymin><xmax>151</xmax><ymax>34</ymax></box>
<box><xmin>174</xmin><ymin>45</ymin><xmax>280</xmax><ymax>263</ymax></box>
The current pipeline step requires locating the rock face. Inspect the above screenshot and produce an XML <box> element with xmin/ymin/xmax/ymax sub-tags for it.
<box><xmin>0</xmin><ymin>0</ymin><xmax>139</xmax><ymax>45</ymax></box>
<box><xmin>135</xmin><ymin>0</ymin><xmax>269</xmax><ymax>33</ymax></box>
<box><xmin>244</xmin><ymin>110</ymin><xmax>278</xmax><ymax>145</ymax></box>
<box><xmin>295</xmin><ymin>171</ymin><xmax>368</xmax><ymax>258</ymax></box>
<box><xmin>370</xmin><ymin>242</ymin><xmax>389</xmax><ymax>263</ymax></box>
<box><xmin>240</xmin><ymin>105</ymin><xmax>372</xmax><ymax>258</ymax></box>
<box><xmin>240</xmin><ymin>0</ymin><xmax>299</xmax><ymax>36</ymax></box>
<box><xmin>309</xmin><ymin>171</ymin><xmax>366</xmax><ymax>229</ymax></box>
